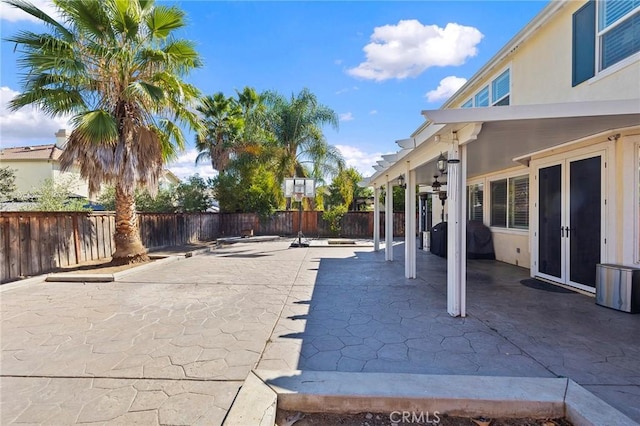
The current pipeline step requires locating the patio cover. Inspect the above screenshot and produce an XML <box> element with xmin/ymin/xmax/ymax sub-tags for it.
<box><xmin>370</xmin><ymin>99</ymin><xmax>640</xmax><ymax>317</ymax></box>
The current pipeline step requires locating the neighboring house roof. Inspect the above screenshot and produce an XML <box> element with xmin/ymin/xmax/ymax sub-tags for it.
<box><xmin>0</xmin><ymin>144</ymin><xmax>63</xmax><ymax>161</ymax></box>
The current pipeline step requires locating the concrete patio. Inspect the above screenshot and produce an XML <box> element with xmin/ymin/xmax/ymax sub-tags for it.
<box><xmin>1</xmin><ymin>239</ymin><xmax>639</xmax><ymax>424</ymax></box>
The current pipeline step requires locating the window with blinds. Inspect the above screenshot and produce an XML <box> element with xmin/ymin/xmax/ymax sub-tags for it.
<box><xmin>490</xmin><ymin>180</ymin><xmax>507</xmax><ymax>227</ymax></box>
<box><xmin>492</xmin><ymin>69</ymin><xmax>510</xmax><ymax>105</ymax></box>
<box><xmin>475</xmin><ymin>86</ymin><xmax>489</xmax><ymax>107</ymax></box>
<box><xmin>461</xmin><ymin>99</ymin><xmax>473</xmax><ymax>108</ymax></box>
<box><xmin>598</xmin><ymin>0</ymin><xmax>640</xmax><ymax>70</ymax></box>
<box><xmin>508</xmin><ymin>176</ymin><xmax>529</xmax><ymax>229</ymax></box>
<box><xmin>467</xmin><ymin>184</ymin><xmax>484</xmax><ymax>222</ymax></box>
<box><xmin>490</xmin><ymin>175</ymin><xmax>529</xmax><ymax>229</ymax></box>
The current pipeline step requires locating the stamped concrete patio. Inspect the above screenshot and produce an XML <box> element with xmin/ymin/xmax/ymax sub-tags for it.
<box><xmin>1</xmin><ymin>239</ymin><xmax>639</xmax><ymax>424</ymax></box>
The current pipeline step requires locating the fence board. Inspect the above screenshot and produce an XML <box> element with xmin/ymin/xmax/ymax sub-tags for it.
<box><xmin>0</xmin><ymin>216</ymin><xmax>6</xmax><ymax>282</ymax></box>
<box><xmin>29</xmin><ymin>216</ymin><xmax>40</xmax><ymax>276</ymax></box>
<box><xmin>1</xmin><ymin>210</ymin><xmax>409</xmax><ymax>283</ymax></box>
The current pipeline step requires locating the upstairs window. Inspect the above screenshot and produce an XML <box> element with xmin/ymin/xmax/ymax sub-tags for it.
<box><xmin>475</xmin><ymin>86</ymin><xmax>490</xmax><ymax>107</ymax></box>
<box><xmin>599</xmin><ymin>0</ymin><xmax>640</xmax><ymax>70</ymax></box>
<box><xmin>573</xmin><ymin>0</ymin><xmax>639</xmax><ymax>86</ymax></box>
<box><xmin>492</xmin><ymin>69</ymin><xmax>510</xmax><ymax>106</ymax></box>
<box><xmin>461</xmin><ymin>69</ymin><xmax>510</xmax><ymax>108</ymax></box>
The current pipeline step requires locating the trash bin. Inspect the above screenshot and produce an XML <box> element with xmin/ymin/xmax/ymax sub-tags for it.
<box><xmin>430</xmin><ymin>222</ymin><xmax>447</xmax><ymax>258</ymax></box>
<box><xmin>595</xmin><ymin>264</ymin><xmax>640</xmax><ymax>313</ymax></box>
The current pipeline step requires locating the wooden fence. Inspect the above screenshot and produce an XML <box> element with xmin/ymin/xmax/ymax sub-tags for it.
<box><xmin>1</xmin><ymin>210</ymin><xmax>405</xmax><ymax>283</ymax></box>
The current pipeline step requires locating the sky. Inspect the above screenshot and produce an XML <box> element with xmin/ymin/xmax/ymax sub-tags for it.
<box><xmin>0</xmin><ymin>0</ymin><xmax>548</xmax><ymax>180</ymax></box>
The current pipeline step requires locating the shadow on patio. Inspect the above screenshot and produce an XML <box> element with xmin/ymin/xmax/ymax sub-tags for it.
<box><xmin>263</xmin><ymin>241</ymin><xmax>640</xmax><ymax>422</ymax></box>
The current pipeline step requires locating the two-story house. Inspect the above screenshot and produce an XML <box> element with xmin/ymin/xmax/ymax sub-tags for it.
<box><xmin>365</xmin><ymin>0</ymin><xmax>640</xmax><ymax>317</ymax></box>
<box><xmin>1</xmin><ymin>129</ymin><xmax>183</xmax><ymax>208</ymax></box>
<box><xmin>0</xmin><ymin>129</ymin><xmax>90</xmax><ymax>200</ymax></box>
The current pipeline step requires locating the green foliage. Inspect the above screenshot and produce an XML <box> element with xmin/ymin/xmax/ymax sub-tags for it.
<box><xmin>25</xmin><ymin>178</ymin><xmax>90</xmax><ymax>212</ymax></box>
<box><xmin>0</xmin><ymin>166</ymin><xmax>17</xmax><ymax>202</ymax></box>
<box><xmin>135</xmin><ymin>188</ymin><xmax>175</xmax><ymax>212</ymax></box>
<box><xmin>380</xmin><ymin>186</ymin><xmax>407</xmax><ymax>212</ymax></box>
<box><xmin>175</xmin><ymin>175</ymin><xmax>214</xmax><ymax>212</ymax></box>
<box><xmin>213</xmin><ymin>166</ymin><xmax>280</xmax><ymax>217</ymax></box>
<box><xmin>98</xmin><ymin>175</ymin><xmax>214</xmax><ymax>213</ymax></box>
<box><xmin>322</xmin><ymin>205</ymin><xmax>348</xmax><ymax>236</ymax></box>
<box><xmin>325</xmin><ymin>167</ymin><xmax>371</xmax><ymax>211</ymax></box>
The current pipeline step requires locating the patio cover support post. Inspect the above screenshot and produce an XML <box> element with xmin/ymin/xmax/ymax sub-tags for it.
<box><xmin>373</xmin><ymin>186</ymin><xmax>380</xmax><ymax>251</ymax></box>
<box><xmin>405</xmin><ymin>165</ymin><xmax>417</xmax><ymax>278</ymax></box>
<box><xmin>447</xmin><ymin>138</ymin><xmax>467</xmax><ymax>317</ymax></box>
<box><xmin>385</xmin><ymin>179</ymin><xmax>393</xmax><ymax>261</ymax></box>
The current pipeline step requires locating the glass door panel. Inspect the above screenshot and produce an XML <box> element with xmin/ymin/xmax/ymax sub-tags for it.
<box><xmin>568</xmin><ymin>156</ymin><xmax>601</xmax><ymax>288</ymax></box>
<box><xmin>538</xmin><ymin>164</ymin><xmax>563</xmax><ymax>279</ymax></box>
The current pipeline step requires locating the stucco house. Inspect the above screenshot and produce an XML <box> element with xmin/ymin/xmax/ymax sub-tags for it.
<box><xmin>365</xmin><ymin>0</ymin><xmax>640</xmax><ymax>316</ymax></box>
<box><xmin>1</xmin><ymin>129</ymin><xmax>183</xmax><ymax>206</ymax></box>
<box><xmin>0</xmin><ymin>129</ymin><xmax>90</xmax><ymax>200</ymax></box>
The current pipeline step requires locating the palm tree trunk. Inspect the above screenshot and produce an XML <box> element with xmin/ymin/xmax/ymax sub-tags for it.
<box><xmin>112</xmin><ymin>183</ymin><xmax>149</xmax><ymax>265</ymax></box>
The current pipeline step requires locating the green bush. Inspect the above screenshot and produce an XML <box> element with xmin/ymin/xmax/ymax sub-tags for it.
<box><xmin>322</xmin><ymin>205</ymin><xmax>347</xmax><ymax>236</ymax></box>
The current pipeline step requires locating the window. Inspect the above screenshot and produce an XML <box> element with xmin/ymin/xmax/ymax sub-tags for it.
<box><xmin>491</xmin><ymin>69</ymin><xmax>510</xmax><ymax>106</ymax></box>
<box><xmin>508</xmin><ymin>176</ymin><xmax>529</xmax><ymax>229</ymax></box>
<box><xmin>573</xmin><ymin>1</ymin><xmax>639</xmax><ymax>86</ymax></box>
<box><xmin>467</xmin><ymin>183</ymin><xmax>484</xmax><ymax>222</ymax></box>
<box><xmin>598</xmin><ymin>0</ymin><xmax>640</xmax><ymax>70</ymax></box>
<box><xmin>490</xmin><ymin>175</ymin><xmax>529</xmax><ymax>229</ymax></box>
<box><xmin>474</xmin><ymin>86</ymin><xmax>489</xmax><ymax>107</ymax></box>
<box><xmin>459</xmin><ymin>69</ymin><xmax>510</xmax><ymax>108</ymax></box>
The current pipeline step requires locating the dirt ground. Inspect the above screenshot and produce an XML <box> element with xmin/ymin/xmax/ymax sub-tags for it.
<box><xmin>54</xmin><ymin>257</ymin><xmax>155</xmax><ymax>275</ymax></box>
<box><xmin>276</xmin><ymin>410</ymin><xmax>572</xmax><ymax>426</ymax></box>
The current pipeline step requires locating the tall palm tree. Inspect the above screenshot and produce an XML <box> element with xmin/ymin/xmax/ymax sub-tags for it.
<box><xmin>195</xmin><ymin>93</ymin><xmax>243</xmax><ymax>174</ymax></box>
<box><xmin>265</xmin><ymin>88</ymin><xmax>345</xmax><ymax>186</ymax></box>
<box><xmin>6</xmin><ymin>0</ymin><xmax>201</xmax><ymax>264</ymax></box>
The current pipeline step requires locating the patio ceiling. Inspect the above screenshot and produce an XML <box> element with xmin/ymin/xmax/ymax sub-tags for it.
<box><xmin>366</xmin><ymin>100</ymin><xmax>640</xmax><ymax>187</ymax></box>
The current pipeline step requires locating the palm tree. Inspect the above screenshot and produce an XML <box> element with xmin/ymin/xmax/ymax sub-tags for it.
<box><xmin>265</xmin><ymin>88</ymin><xmax>345</xmax><ymax>186</ymax></box>
<box><xmin>195</xmin><ymin>93</ymin><xmax>243</xmax><ymax>174</ymax></box>
<box><xmin>6</xmin><ymin>0</ymin><xmax>201</xmax><ymax>264</ymax></box>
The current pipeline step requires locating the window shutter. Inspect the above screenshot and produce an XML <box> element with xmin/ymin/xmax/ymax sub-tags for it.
<box><xmin>572</xmin><ymin>0</ymin><xmax>596</xmax><ymax>86</ymax></box>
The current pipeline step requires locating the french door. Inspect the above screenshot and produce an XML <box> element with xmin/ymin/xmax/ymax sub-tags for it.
<box><xmin>536</xmin><ymin>153</ymin><xmax>604</xmax><ymax>292</ymax></box>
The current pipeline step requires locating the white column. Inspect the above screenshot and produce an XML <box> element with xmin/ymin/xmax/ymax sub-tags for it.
<box><xmin>433</xmin><ymin>193</ymin><xmax>443</xmax><ymax>224</ymax></box>
<box><xmin>385</xmin><ymin>179</ymin><xmax>393</xmax><ymax>261</ymax></box>
<box><xmin>460</xmin><ymin>145</ymin><xmax>467</xmax><ymax>317</ymax></box>
<box><xmin>373</xmin><ymin>186</ymin><xmax>380</xmax><ymax>251</ymax></box>
<box><xmin>404</xmin><ymin>165</ymin><xmax>417</xmax><ymax>278</ymax></box>
<box><xmin>446</xmin><ymin>138</ymin><xmax>466</xmax><ymax>317</ymax></box>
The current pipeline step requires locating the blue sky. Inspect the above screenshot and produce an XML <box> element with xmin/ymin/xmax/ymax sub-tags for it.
<box><xmin>0</xmin><ymin>0</ymin><xmax>548</xmax><ymax>179</ymax></box>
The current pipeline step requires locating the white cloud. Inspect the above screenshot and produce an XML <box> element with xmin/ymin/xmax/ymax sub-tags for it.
<box><xmin>425</xmin><ymin>76</ymin><xmax>467</xmax><ymax>102</ymax></box>
<box><xmin>335</xmin><ymin>86</ymin><xmax>359</xmax><ymax>95</ymax></box>
<box><xmin>348</xmin><ymin>20</ymin><xmax>483</xmax><ymax>81</ymax></box>
<box><xmin>0</xmin><ymin>86</ymin><xmax>71</xmax><ymax>146</ymax></box>
<box><xmin>339</xmin><ymin>112</ymin><xmax>354</xmax><ymax>122</ymax></box>
<box><xmin>336</xmin><ymin>145</ymin><xmax>388</xmax><ymax>178</ymax></box>
<box><xmin>167</xmin><ymin>149</ymin><xmax>218</xmax><ymax>181</ymax></box>
<box><xmin>0</xmin><ymin>0</ymin><xmax>62</xmax><ymax>23</ymax></box>
<box><xmin>369</xmin><ymin>110</ymin><xmax>378</xmax><ymax>115</ymax></box>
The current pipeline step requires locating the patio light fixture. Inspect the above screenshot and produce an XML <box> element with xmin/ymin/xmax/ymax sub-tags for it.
<box><xmin>397</xmin><ymin>174</ymin><xmax>407</xmax><ymax>189</ymax></box>
<box><xmin>436</xmin><ymin>152</ymin><xmax>447</xmax><ymax>175</ymax></box>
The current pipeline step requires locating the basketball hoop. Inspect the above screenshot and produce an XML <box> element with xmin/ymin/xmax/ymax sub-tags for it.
<box><xmin>283</xmin><ymin>177</ymin><xmax>315</xmax><ymax>248</ymax></box>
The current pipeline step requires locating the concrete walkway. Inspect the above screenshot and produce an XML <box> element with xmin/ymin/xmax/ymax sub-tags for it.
<box><xmin>1</xmin><ymin>240</ymin><xmax>639</xmax><ymax>424</ymax></box>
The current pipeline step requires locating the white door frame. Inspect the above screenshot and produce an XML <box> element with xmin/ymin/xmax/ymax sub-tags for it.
<box><xmin>531</xmin><ymin>146</ymin><xmax>609</xmax><ymax>292</ymax></box>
